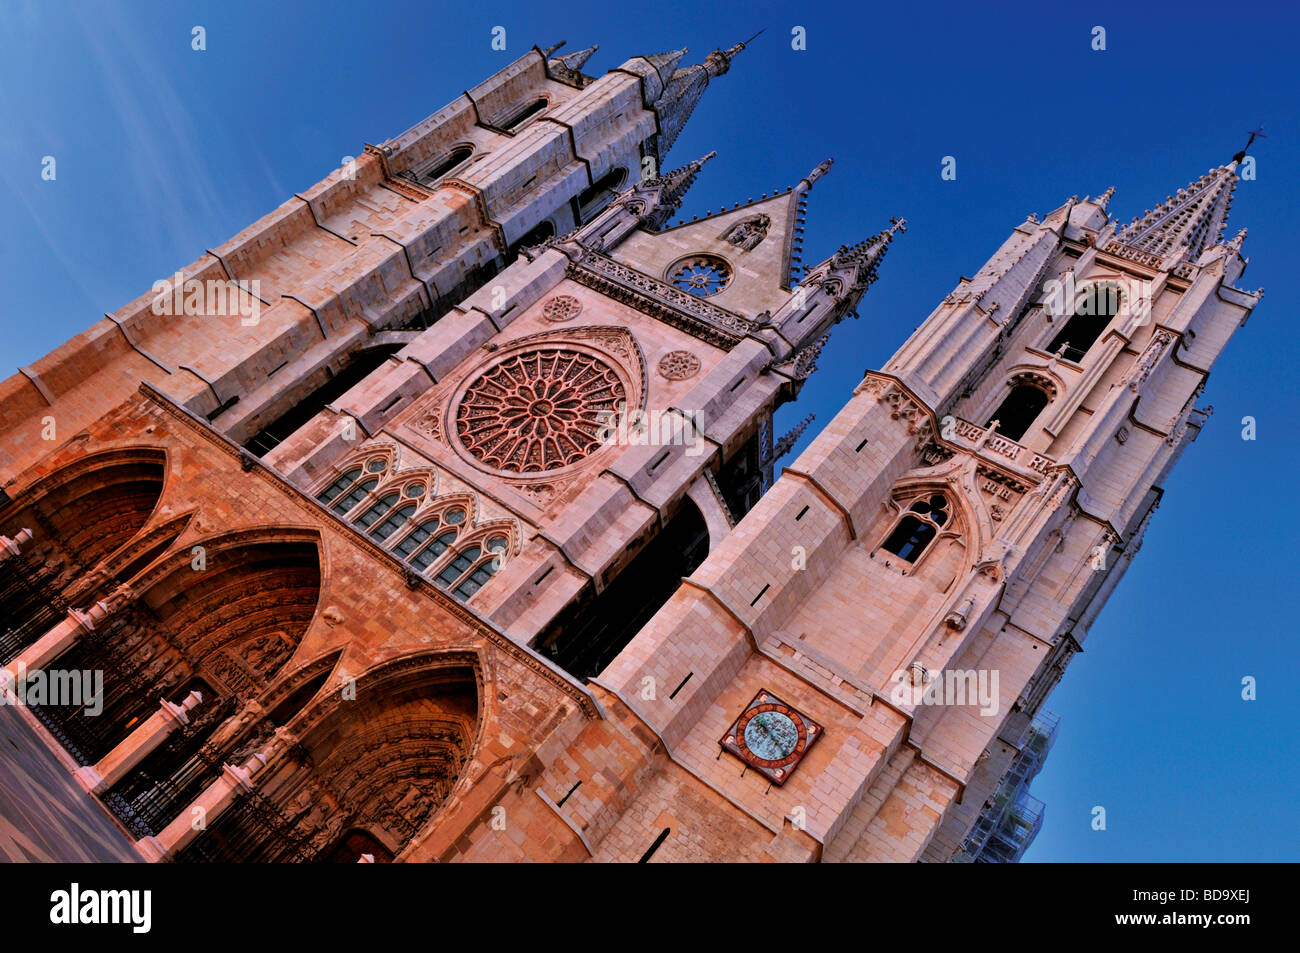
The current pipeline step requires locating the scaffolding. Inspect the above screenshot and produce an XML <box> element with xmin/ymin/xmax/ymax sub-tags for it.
<box><xmin>952</xmin><ymin>709</ymin><xmax>1059</xmax><ymax>863</ymax></box>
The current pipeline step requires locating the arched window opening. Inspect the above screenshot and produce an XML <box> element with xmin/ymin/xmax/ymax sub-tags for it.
<box><xmin>368</xmin><ymin>502</ymin><xmax>416</xmax><ymax>541</ymax></box>
<box><xmin>330</xmin><ymin>478</ymin><xmax>377</xmax><ymax>516</ymax></box>
<box><xmin>502</xmin><ymin>98</ymin><xmax>547</xmax><ymax>131</ymax></box>
<box><xmin>317</xmin><ymin>469</ymin><xmax>362</xmax><ymax>506</ymax></box>
<box><xmin>1044</xmin><ymin>284</ymin><xmax>1121</xmax><ymax>362</ymax></box>
<box><xmin>986</xmin><ymin>385</ymin><xmax>1050</xmax><ymax>442</ymax></box>
<box><xmin>355</xmin><ymin>494</ymin><xmax>400</xmax><ymax>532</ymax></box>
<box><xmin>423</xmin><ymin>145</ymin><xmax>473</xmax><ymax>184</ymax></box>
<box><xmin>880</xmin><ymin>494</ymin><xmax>950</xmax><ymax>564</ymax></box>
<box><xmin>452</xmin><ymin>537</ymin><xmax>508</xmax><ymax>601</ymax></box>
<box><xmin>410</xmin><ymin>530</ymin><xmax>458</xmax><ymax>573</ymax></box>
<box><xmin>715</xmin><ymin>430</ymin><xmax>762</xmax><ymax>517</ymax></box>
<box><xmin>882</xmin><ymin>516</ymin><xmax>937</xmax><ymax>562</ymax></box>
<box><xmin>243</xmin><ymin>345</ymin><xmax>404</xmax><ymax>457</ymax></box>
<box><xmin>575</xmin><ymin>168</ymin><xmax>627</xmax><ymax>222</ymax></box>
<box><xmin>510</xmin><ymin>219</ymin><xmax>555</xmax><ymax>256</ymax></box>
<box><xmin>436</xmin><ymin>545</ymin><xmax>481</xmax><ymax>590</ymax></box>
<box><xmin>394</xmin><ymin>519</ymin><xmax>439</xmax><ymax>560</ymax></box>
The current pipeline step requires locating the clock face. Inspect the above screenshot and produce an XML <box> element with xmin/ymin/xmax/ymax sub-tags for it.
<box><xmin>743</xmin><ymin>708</ymin><xmax>799</xmax><ymax>761</ymax></box>
<box><xmin>720</xmin><ymin>690</ymin><xmax>823</xmax><ymax>785</ymax></box>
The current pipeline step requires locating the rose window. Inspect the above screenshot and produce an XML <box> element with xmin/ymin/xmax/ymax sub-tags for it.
<box><xmin>456</xmin><ymin>348</ymin><xmax>627</xmax><ymax>473</ymax></box>
<box><xmin>668</xmin><ymin>255</ymin><xmax>733</xmax><ymax>297</ymax></box>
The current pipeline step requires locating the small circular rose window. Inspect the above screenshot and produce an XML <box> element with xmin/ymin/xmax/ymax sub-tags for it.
<box><xmin>455</xmin><ymin>348</ymin><xmax>627</xmax><ymax>473</ymax></box>
<box><xmin>668</xmin><ymin>255</ymin><xmax>733</xmax><ymax>297</ymax></box>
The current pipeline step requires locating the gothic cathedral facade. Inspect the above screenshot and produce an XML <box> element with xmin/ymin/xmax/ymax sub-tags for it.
<box><xmin>0</xmin><ymin>40</ymin><xmax>1260</xmax><ymax>862</ymax></box>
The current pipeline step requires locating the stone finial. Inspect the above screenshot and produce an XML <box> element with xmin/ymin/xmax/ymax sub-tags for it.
<box><xmin>705</xmin><ymin>37</ymin><xmax>752</xmax><ymax>77</ymax></box>
<box><xmin>805</xmin><ymin>158</ymin><xmax>833</xmax><ymax>187</ymax></box>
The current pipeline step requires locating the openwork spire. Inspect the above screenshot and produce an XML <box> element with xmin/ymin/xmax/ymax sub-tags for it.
<box><xmin>1116</xmin><ymin>164</ymin><xmax>1238</xmax><ymax>262</ymax></box>
<box><xmin>704</xmin><ymin>39</ymin><xmax>750</xmax><ymax>77</ymax></box>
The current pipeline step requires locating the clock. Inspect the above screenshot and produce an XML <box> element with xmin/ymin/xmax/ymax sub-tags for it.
<box><xmin>719</xmin><ymin>689</ymin><xmax>823</xmax><ymax>785</ymax></box>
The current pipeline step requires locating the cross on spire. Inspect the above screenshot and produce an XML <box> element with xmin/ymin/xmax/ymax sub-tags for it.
<box><xmin>1233</xmin><ymin>125</ymin><xmax>1265</xmax><ymax>164</ymax></box>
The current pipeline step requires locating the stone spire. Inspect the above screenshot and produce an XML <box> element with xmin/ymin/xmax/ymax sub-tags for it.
<box><xmin>792</xmin><ymin>217</ymin><xmax>906</xmax><ymax>330</ymax></box>
<box><xmin>761</xmin><ymin>412</ymin><xmax>815</xmax><ymax>485</ymax></box>
<box><xmin>816</xmin><ymin>217</ymin><xmax>907</xmax><ymax>293</ymax></box>
<box><xmin>548</xmin><ymin>44</ymin><xmax>600</xmax><ymax>87</ymax></box>
<box><xmin>640</xmin><ymin>152</ymin><xmax>717</xmax><ymax>230</ymax></box>
<box><xmin>1115</xmin><ymin>164</ymin><xmax>1238</xmax><ymax>263</ymax></box>
<box><xmin>553</xmin><ymin>45</ymin><xmax>598</xmax><ymax>72</ymax></box>
<box><xmin>650</xmin><ymin>38</ymin><xmax>753</xmax><ymax>155</ymax></box>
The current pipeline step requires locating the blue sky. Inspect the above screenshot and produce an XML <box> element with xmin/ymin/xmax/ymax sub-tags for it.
<box><xmin>1</xmin><ymin>0</ymin><xmax>1296</xmax><ymax>861</ymax></box>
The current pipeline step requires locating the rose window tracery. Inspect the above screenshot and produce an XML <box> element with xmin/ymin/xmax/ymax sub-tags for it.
<box><xmin>668</xmin><ymin>255</ymin><xmax>733</xmax><ymax>297</ymax></box>
<box><xmin>455</xmin><ymin>348</ymin><xmax>627</xmax><ymax>473</ymax></box>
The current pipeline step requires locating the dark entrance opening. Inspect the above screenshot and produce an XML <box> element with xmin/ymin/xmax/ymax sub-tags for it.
<box><xmin>541</xmin><ymin>501</ymin><xmax>710</xmax><ymax>680</ymax></box>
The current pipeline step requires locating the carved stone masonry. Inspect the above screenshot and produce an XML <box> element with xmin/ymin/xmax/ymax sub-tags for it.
<box><xmin>567</xmin><ymin>251</ymin><xmax>755</xmax><ymax>349</ymax></box>
<box><xmin>657</xmin><ymin>350</ymin><xmax>701</xmax><ymax>380</ymax></box>
<box><xmin>719</xmin><ymin>213</ymin><xmax>771</xmax><ymax>251</ymax></box>
<box><xmin>542</xmin><ymin>295</ymin><xmax>583</xmax><ymax>323</ymax></box>
<box><xmin>1124</xmin><ymin>329</ymin><xmax>1175</xmax><ymax>392</ymax></box>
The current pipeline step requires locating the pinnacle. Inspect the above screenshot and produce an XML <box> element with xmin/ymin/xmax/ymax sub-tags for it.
<box><xmin>803</xmin><ymin>158</ymin><xmax>833</xmax><ymax>188</ymax></box>
<box><xmin>541</xmin><ymin>41</ymin><xmax>566</xmax><ymax>57</ymax></box>
<box><xmin>554</xmin><ymin>45</ymin><xmax>598</xmax><ymax>71</ymax></box>
<box><xmin>640</xmin><ymin>48</ymin><xmax>689</xmax><ymax>78</ymax></box>
<box><xmin>639</xmin><ymin>151</ymin><xmax>717</xmax><ymax>230</ymax></box>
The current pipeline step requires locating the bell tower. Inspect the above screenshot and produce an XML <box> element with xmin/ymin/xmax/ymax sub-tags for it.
<box><xmin>0</xmin><ymin>39</ymin><xmax>746</xmax><ymax>482</ymax></box>
<box><xmin>468</xmin><ymin>156</ymin><xmax>1259</xmax><ymax>863</ymax></box>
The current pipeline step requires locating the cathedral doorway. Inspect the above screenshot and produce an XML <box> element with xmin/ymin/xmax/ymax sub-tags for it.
<box><xmin>177</xmin><ymin>658</ymin><xmax>479</xmax><ymax>862</ymax></box>
<box><xmin>0</xmin><ymin>449</ymin><xmax>165</xmax><ymax>661</ymax></box>
<box><xmin>32</xmin><ymin>535</ymin><xmax>320</xmax><ymax>806</ymax></box>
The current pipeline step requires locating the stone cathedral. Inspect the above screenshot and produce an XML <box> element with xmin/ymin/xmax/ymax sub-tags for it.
<box><xmin>0</xmin><ymin>39</ymin><xmax>1260</xmax><ymax>863</ymax></box>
